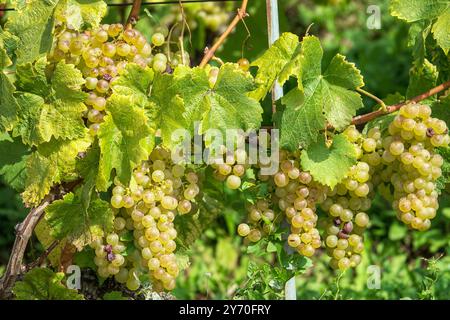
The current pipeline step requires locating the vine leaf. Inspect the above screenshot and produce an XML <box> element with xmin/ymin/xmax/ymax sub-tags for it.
<box><xmin>13</xmin><ymin>58</ymin><xmax>88</xmax><ymax>146</ymax></box>
<box><xmin>0</xmin><ymin>29</ymin><xmax>19</xmax><ymax>131</ymax></box>
<box><xmin>55</xmin><ymin>0</ymin><xmax>107</xmax><ymax>30</ymax></box>
<box><xmin>200</xmin><ymin>63</ymin><xmax>263</xmax><ymax>135</ymax></box>
<box><xmin>97</xmin><ymin>94</ymin><xmax>154</xmax><ymax>190</ymax></box>
<box><xmin>0</xmin><ymin>27</ymin><xmax>19</xmax><ymax>66</ymax></box>
<box><xmin>275</xmin><ymin>36</ymin><xmax>364</xmax><ymax>150</ymax></box>
<box><xmin>151</xmin><ymin>64</ymin><xmax>263</xmax><ymax>149</ymax></box>
<box><xmin>249</xmin><ymin>32</ymin><xmax>300</xmax><ymax>101</ymax></box>
<box><xmin>0</xmin><ymin>73</ymin><xmax>19</xmax><ymax>132</ymax></box>
<box><xmin>22</xmin><ymin>134</ymin><xmax>92</xmax><ymax>207</ymax></box>
<box><xmin>45</xmin><ymin>191</ymin><xmax>113</xmax><ymax>249</ymax></box>
<box><xmin>4</xmin><ymin>0</ymin><xmax>58</xmax><ymax>64</ymax></box>
<box><xmin>407</xmin><ymin>21</ymin><xmax>431</xmax><ymax>62</ymax></box>
<box><xmin>77</xmin><ymin>142</ymin><xmax>101</xmax><ymax>210</ymax></box>
<box><xmin>12</xmin><ymin>268</ymin><xmax>84</xmax><ymax>300</ymax></box>
<box><xmin>431</xmin><ymin>7</ymin><xmax>450</xmax><ymax>54</ymax></box>
<box><xmin>111</xmin><ymin>63</ymin><xmax>154</xmax><ymax>108</ymax></box>
<box><xmin>390</xmin><ymin>0</ymin><xmax>448</xmax><ymax>22</ymax></box>
<box><xmin>391</xmin><ymin>0</ymin><xmax>450</xmax><ymax>53</ymax></box>
<box><xmin>0</xmin><ymin>132</ymin><xmax>30</xmax><ymax>191</ymax></box>
<box><xmin>300</xmin><ymin>134</ymin><xmax>358</xmax><ymax>188</ymax></box>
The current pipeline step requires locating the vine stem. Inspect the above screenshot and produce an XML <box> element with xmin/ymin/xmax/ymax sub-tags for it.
<box><xmin>352</xmin><ymin>80</ymin><xmax>450</xmax><ymax>126</ymax></box>
<box><xmin>25</xmin><ymin>240</ymin><xmax>60</xmax><ymax>271</ymax></box>
<box><xmin>0</xmin><ymin>195</ymin><xmax>53</xmax><ymax>299</ymax></box>
<box><xmin>356</xmin><ymin>88</ymin><xmax>387</xmax><ymax>112</ymax></box>
<box><xmin>126</xmin><ymin>0</ymin><xmax>143</xmax><ymax>27</ymax></box>
<box><xmin>0</xmin><ymin>180</ymin><xmax>82</xmax><ymax>299</ymax></box>
<box><xmin>199</xmin><ymin>0</ymin><xmax>249</xmax><ymax>67</ymax></box>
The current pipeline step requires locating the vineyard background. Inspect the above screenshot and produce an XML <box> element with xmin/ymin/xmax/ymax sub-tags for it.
<box><xmin>0</xmin><ymin>0</ymin><xmax>449</xmax><ymax>300</ymax></box>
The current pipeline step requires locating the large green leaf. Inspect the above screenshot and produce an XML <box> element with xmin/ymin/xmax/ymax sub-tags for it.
<box><xmin>300</xmin><ymin>134</ymin><xmax>358</xmax><ymax>188</ymax></box>
<box><xmin>391</xmin><ymin>0</ymin><xmax>450</xmax><ymax>53</ymax></box>
<box><xmin>45</xmin><ymin>191</ymin><xmax>113</xmax><ymax>249</ymax></box>
<box><xmin>13</xmin><ymin>58</ymin><xmax>88</xmax><ymax>146</ymax></box>
<box><xmin>97</xmin><ymin>94</ymin><xmax>154</xmax><ymax>190</ymax></box>
<box><xmin>275</xmin><ymin>36</ymin><xmax>364</xmax><ymax>150</ymax></box>
<box><xmin>76</xmin><ymin>142</ymin><xmax>101</xmax><ymax>211</ymax></box>
<box><xmin>151</xmin><ymin>64</ymin><xmax>263</xmax><ymax>148</ymax></box>
<box><xmin>200</xmin><ymin>64</ymin><xmax>263</xmax><ymax>134</ymax></box>
<box><xmin>5</xmin><ymin>0</ymin><xmax>58</xmax><ymax>64</ymax></box>
<box><xmin>12</xmin><ymin>268</ymin><xmax>84</xmax><ymax>300</ymax></box>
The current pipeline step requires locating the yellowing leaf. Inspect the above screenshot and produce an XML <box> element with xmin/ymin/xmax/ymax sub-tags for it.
<box><xmin>22</xmin><ymin>135</ymin><xmax>91</xmax><ymax>206</ymax></box>
<box><xmin>5</xmin><ymin>0</ymin><xmax>58</xmax><ymax>64</ymax></box>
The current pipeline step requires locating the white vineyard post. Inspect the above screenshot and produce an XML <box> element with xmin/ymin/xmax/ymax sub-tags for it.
<box><xmin>265</xmin><ymin>0</ymin><xmax>296</xmax><ymax>301</ymax></box>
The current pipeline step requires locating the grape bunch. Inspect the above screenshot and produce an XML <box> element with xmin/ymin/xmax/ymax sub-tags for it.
<box><xmin>91</xmin><ymin>233</ymin><xmax>127</xmax><ymax>279</ymax></box>
<box><xmin>238</xmin><ymin>150</ymin><xmax>327</xmax><ymax>258</ymax></box>
<box><xmin>210</xmin><ymin>145</ymin><xmax>250</xmax><ymax>190</ymax></box>
<box><xmin>95</xmin><ymin>146</ymin><xmax>201</xmax><ymax>291</ymax></box>
<box><xmin>378</xmin><ymin>104</ymin><xmax>449</xmax><ymax>230</ymax></box>
<box><xmin>237</xmin><ymin>199</ymin><xmax>275</xmax><ymax>244</ymax></box>
<box><xmin>319</xmin><ymin>126</ymin><xmax>381</xmax><ymax>270</ymax></box>
<box><xmin>49</xmin><ymin>21</ymin><xmax>187</xmax><ymax>136</ymax></box>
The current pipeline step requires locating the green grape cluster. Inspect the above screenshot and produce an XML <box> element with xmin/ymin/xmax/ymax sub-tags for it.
<box><xmin>49</xmin><ymin>22</ymin><xmax>187</xmax><ymax>136</ymax></box>
<box><xmin>378</xmin><ymin>104</ymin><xmax>449</xmax><ymax>230</ymax></box>
<box><xmin>90</xmin><ymin>233</ymin><xmax>127</xmax><ymax>279</ymax></box>
<box><xmin>237</xmin><ymin>199</ymin><xmax>274</xmax><ymax>244</ymax></box>
<box><xmin>100</xmin><ymin>146</ymin><xmax>201</xmax><ymax>291</ymax></box>
<box><xmin>210</xmin><ymin>145</ymin><xmax>250</xmax><ymax>190</ymax></box>
<box><xmin>238</xmin><ymin>150</ymin><xmax>327</xmax><ymax>258</ymax></box>
<box><xmin>319</xmin><ymin>125</ymin><xmax>381</xmax><ymax>270</ymax></box>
